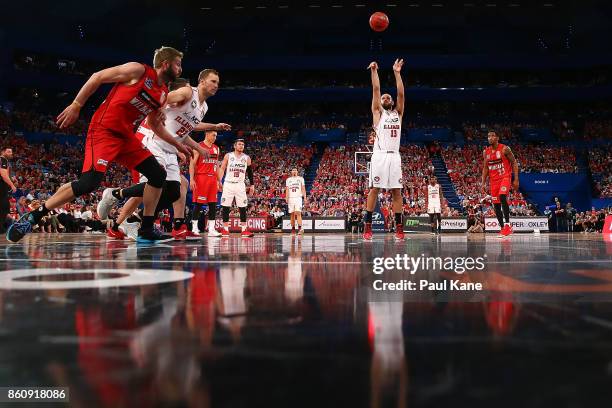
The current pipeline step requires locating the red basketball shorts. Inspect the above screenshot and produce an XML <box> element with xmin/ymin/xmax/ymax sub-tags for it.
<box><xmin>82</xmin><ymin>127</ymin><xmax>151</xmax><ymax>173</ymax></box>
<box><xmin>193</xmin><ymin>174</ymin><xmax>218</xmax><ymax>204</ymax></box>
<box><xmin>490</xmin><ymin>177</ymin><xmax>512</xmax><ymax>204</ymax></box>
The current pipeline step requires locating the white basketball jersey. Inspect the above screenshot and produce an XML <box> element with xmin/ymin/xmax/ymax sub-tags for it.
<box><xmin>138</xmin><ymin>86</ymin><xmax>208</xmax><ymax>153</ymax></box>
<box><xmin>373</xmin><ymin>109</ymin><xmax>402</xmax><ymax>152</ymax></box>
<box><xmin>428</xmin><ymin>184</ymin><xmax>441</xmax><ymax>205</ymax></box>
<box><xmin>286</xmin><ymin>176</ymin><xmax>305</xmax><ymax>199</ymax></box>
<box><xmin>225</xmin><ymin>152</ymin><xmax>250</xmax><ymax>183</ymax></box>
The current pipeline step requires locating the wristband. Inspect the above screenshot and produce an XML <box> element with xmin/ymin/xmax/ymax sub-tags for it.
<box><xmin>72</xmin><ymin>100</ymin><xmax>83</xmax><ymax>108</ymax></box>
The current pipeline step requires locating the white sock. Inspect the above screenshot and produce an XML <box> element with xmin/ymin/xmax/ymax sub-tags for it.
<box><xmin>241</xmin><ymin>224</ymin><xmax>247</xmax><ymax>232</ymax></box>
<box><xmin>192</xmin><ymin>220</ymin><xmax>199</xmax><ymax>231</ymax></box>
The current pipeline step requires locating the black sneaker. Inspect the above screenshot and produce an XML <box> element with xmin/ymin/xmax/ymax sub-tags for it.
<box><xmin>6</xmin><ymin>212</ymin><xmax>38</xmax><ymax>243</ymax></box>
<box><xmin>136</xmin><ymin>227</ymin><xmax>174</xmax><ymax>244</ymax></box>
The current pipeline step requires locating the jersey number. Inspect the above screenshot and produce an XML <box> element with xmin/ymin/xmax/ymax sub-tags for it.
<box><xmin>234</xmin><ymin>171</ymin><xmax>240</xmax><ymax>178</ymax></box>
<box><xmin>291</xmin><ymin>187</ymin><xmax>298</xmax><ymax>192</ymax></box>
<box><xmin>176</xmin><ymin>127</ymin><xmax>188</xmax><ymax>137</ymax></box>
<box><xmin>391</xmin><ymin>129</ymin><xmax>398</xmax><ymax>138</ymax></box>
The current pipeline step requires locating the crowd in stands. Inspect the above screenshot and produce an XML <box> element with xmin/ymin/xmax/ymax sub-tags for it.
<box><xmin>583</xmin><ymin>120</ymin><xmax>612</xmax><ymax>140</ymax></box>
<box><xmin>513</xmin><ymin>145</ymin><xmax>578</xmax><ymax>173</ymax></box>
<box><xmin>589</xmin><ymin>146</ymin><xmax>612</xmax><ymax>198</ymax></box>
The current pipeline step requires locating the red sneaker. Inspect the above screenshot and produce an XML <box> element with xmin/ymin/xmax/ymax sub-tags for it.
<box><xmin>185</xmin><ymin>229</ymin><xmax>201</xmax><ymax>240</ymax></box>
<box><xmin>171</xmin><ymin>224</ymin><xmax>188</xmax><ymax>240</ymax></box>
<box><xmin>221</xmin><ymin>228</ymin><xmax>230</xmax><ymax>237</ymax></box>
<box><xmin>363</xmin><ymin>223</ymin><xmax>373</xmax><ymax>241</ymax></box>
<box><xmin>107</xmin><ymin>227</ymin><xmax>126</xmax><ymax>240</ymax></box>
<box><xmin>395</xmin><ymin>226</ymin><xmax>405</xmax><ymax>241</ymax></box>
<box><xmin>501</xmin><ymin>224</ymin><xmax>512</xmax><ymax>237</ymax></box>
<box><xmin>241</xmin><ymin>229</ymin><xmax>254</xmax><ymax>238</ymax></box>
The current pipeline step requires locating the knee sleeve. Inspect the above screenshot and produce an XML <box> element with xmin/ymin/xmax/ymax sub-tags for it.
<box><xmin>71</xmin><ymin>170</ymin><xmax>105</xmax><ymax>196</ymax></box>
<box><xmin>222</xmin><ymin>206</ymin><xmax>231</xmax><ymax>222</ymax></box>
<box><xmin>429</xmin><ymin>214</ymin><xmax>435</xmax><ymax>224</ymax></box>
<box><xmin>239</xmin><ymin>207</ymin><xmax>247</xmax><ymax>223</ymax></box>
<box><xmin>208</xmin><ymin>203</ymin><xmax>217</xmax><ymax>220</ymax></box>
<box><xmin>436</xmin><ymin>213</ymin><xmax>442</xmax><ymax>223</ymax></box>
<box><xmin>135</xmin><ymin>156</ymin><xmax>166</xmax><ymax>189</ymax></box>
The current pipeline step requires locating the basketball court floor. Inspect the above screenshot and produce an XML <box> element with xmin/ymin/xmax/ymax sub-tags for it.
<box><xmin>1</xmin><ymin>233</ymin><xmax>611</xmax><ymax>407</ymax></box>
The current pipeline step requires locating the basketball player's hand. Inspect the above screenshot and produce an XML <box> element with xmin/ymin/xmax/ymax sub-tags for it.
<box><xmin>481</xmin><ymin>185</ymin><xmax>488</xmax><ymax>196</ymax></box>
<box><xmin>513</xmin><ymin>179</ymin><xmax>519</xmax><ymax>192</ymax></box>
<box><xmin>56</xmin><ymin>103</ymin><xmax>80</xmax><ymax>129</ymax></box>
<box><xmin>177</xmin><ymin>151</ymin><xmax>187</xmax><ymax>164</ymax></box>
<box><xmin>217</xmin><ymin>181</ymin><xmax>223</xmax><ymax>191</ymax></box>
<box><xmin>367</xmin><ymin>61</ymin><xmax>378</xmax><ymax>71</ymax></box>
<box><xmin>176</xmin><ymin>143</ymin><xmax>192</xmax><ymax>159</ymax></box>
<box><xmin>189</xmin><ymin>180</ymin><xmax>196</xmax><ymax>192</ymax></box>
<box><xmin>393</xmin><ymin>58</ymin><xmax>404</xmax><ymax>73</ymax></box>
<box><xmin>248</xmin><ymin>185</ymin><xmax>255</xmax><ymax>196</ymax></box>
<box><xmin>215</xmin><ymin>123</ymin><xmax>231</xmax><ymax>131</ymax></box>
<box><xmin>11</xmin><ymin>185</ymin><xmax>17</xmax><ymax>193</ymax></box>
<box><xmin>368</xmin><ymin>132</ymin><xmax>376</xmax><ymax>144</ymax></box>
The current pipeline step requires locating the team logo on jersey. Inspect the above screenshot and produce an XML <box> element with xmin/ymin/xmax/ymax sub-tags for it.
<box><xmin>222</xmin><ymin>197</ymin><xmax>226</xmax><ymax>203</ymax></box>
<box><xmin>230</xmin><ymin>157</ymin><xmax>234</xmax><ymax>162</ymax></box>
<box><xmin>191</xmin><ymin>100</ymin><xmax>197</xmax><ymax>109</ymax></box>
<box><xmin>144</xmin><ymin>77</ymin><xmax>153</xmax><ymax>89</ymax></box>
<box><xmin>496</xmin><ymin>151</ymin><xmax>501</xmax><ymax>159</ymax></box>
<box><xmin>160</xmin><ymin>91</ymin><xmax>166</xmax><ymax>103</ymax></box>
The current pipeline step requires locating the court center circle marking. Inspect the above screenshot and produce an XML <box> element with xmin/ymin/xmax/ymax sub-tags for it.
<box><xmin>0</xmin><ymin>268</ymin><xmax>193</xmax><ymax>290</ymax></box>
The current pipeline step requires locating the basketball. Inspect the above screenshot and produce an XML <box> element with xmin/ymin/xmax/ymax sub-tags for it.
<box><xmin>369</xmin><ymin>12</ymin><xmax>389</xmax><ymax>32</ymax></box>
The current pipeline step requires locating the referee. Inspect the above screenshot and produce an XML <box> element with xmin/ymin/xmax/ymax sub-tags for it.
<box><xmin>0</xmin><ymin>147</ymin><xmax>17</xmax><ymax>234</ymax></box>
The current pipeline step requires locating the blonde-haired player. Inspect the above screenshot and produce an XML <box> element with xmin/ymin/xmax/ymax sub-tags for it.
<box><xmin>363</xmin><ymin>59</ymin><xmax>405</xmax><ymax>241</ymax></box>
<box><xmin>285</xmin><ymin>168</ymin><xmax>306</xmax><ymax>235</ymax></box>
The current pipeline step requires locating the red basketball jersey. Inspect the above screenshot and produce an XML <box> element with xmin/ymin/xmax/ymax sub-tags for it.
<box><xmin>89</xmin><ymin>64</ymin><xmax>167</xmax><ymax>136</ymax></box>
<box><xmin>484</xmin><ymin>143</ymin><xmax>512</xmax><ymax>181</ymax></box>
<box><xmin>195</xmin><ymin>142</ymin><xmax>220</xmax><ymax>176</ymax></box>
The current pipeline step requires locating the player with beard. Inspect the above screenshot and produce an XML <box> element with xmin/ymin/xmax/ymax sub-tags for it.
<box><xmin>7</xmin><ymin>46</ymin><xmax>191</xmax><ymax>243</ymax></box>
<box><xmin>97</xmin><ymin>71</ymin><xmax>230</xmax><ymax>241</ymax></box>
<box><xmin>482</xmin><ymin>130</ymin><xmax>519</xmax><ymax>237</ymax></box>
<box><xmin>363</xmin><ymin>59</ymin><xmax>405</xmax><ymax>241</ymax></box>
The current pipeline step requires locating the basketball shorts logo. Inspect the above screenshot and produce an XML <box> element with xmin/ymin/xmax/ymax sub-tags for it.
<box><xmin>501</xmin><ymin>186</ymin><xmax>507</xmax><ymax>192</ymax></box>
<box><xmin>222</xmin><ymin>197</ymin><xmax>226</xmax><ymax>203</ymax></box>
<box><xmin>398</xmin><ymin>178</ymin><xmax>403</xmax><ymax>184</ymax></box>
<box><xmin>97</xmin><ymin>159</ymin><xmax>108</xmax><ymax>167</ymax></box>
<box><xmin>374</xmin><ymin>176</ymin><xmax>380</xmax><ymax>182</ymax></box>
<box><xmin>198</xmin><ymin>196</ymin><xmax>207</xmax><ymax>201</ymax></box>
<box><xmin>243</xmin><ymin>199</ymin><xmax>248</xmax><ymax>205</ymax></box>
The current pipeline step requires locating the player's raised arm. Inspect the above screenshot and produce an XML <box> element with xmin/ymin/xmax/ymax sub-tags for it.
<box><xmin>393</xmin><ymin>58</ymin><xmax>405</xmax><ymax>117</ymax></box>
<box><xmin>481</xmin><ymin>150</ymin><xmax>489</xmax><ymax>195</ymax></box>
<box><xmin>57</xmin><ymin>62</ymin><xmax>145</xmax><ymax>129</ymax></box>
<box><xmin>368</xmin><ymin>61</ymin><xmax>382</xmax><ymax>121</ymax></box>
<box><xmin>503</xmin><ymin>146</ymin><xmax>520</xmax><ymax>191</ymax></box>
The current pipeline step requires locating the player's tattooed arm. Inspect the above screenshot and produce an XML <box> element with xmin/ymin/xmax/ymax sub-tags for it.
<box><xmin>481</xmin><ymin>150</ymin><xmax>489</xmax><ymax>195</ymax></box>
<box><xmin>504</xmin><ymin>146</ymin><xmax>520</xmax><ymax>191</ymax></box>
<box><xmin>393</xmin><ymin>58</ymin><xmax>405</xmax><ymax>117</ymax></box>
<box><xmin>57</xmin><ymin>62</ymin><xmax>145</xmax><ymax>129</ymax></box>
<box><xmin>368</xmin><ymin>61</ymin><xmax>382</xmax><ymax>125</ymax></box>
<box><xmin>246</xmin><ymin>157</ymin><xmax>255</xmax><ymax>195</ymax></box>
